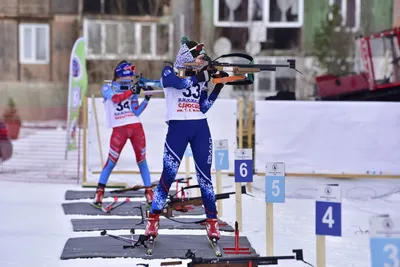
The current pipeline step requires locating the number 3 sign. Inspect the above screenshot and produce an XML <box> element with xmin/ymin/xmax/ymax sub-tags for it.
<box><xmin>370</xmin><ymin>215</ymin><xmax>400</xmax><ymax>267</ymax></box>
<box><xmin>234</xmin><ymin>149</ymin><xmax>252</xmax><ymax>183</ymax></box>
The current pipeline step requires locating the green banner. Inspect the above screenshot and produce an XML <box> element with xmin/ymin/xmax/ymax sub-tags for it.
<box><xmin>66</xmin><ymin>37</ymin><xmax>88</xmax><ymax>152</ymax></box>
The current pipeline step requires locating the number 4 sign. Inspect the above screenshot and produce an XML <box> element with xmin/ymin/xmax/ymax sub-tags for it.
<box><xmin>315</xmin><ymin>184</ymin><xmax>342</xmax><ymax>237</ymax></box>
<box><xmin>234</xmin><ymin>149</ymin><xmax>252</xmax><ymax>183</ymax></box>
<box><xmin>370</xmin><ymin>215</ymin><xmax>400</xmax><ymax>267</ymax></box>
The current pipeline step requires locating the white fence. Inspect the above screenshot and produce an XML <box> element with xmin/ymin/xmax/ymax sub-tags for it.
<box><xmin>255</xmin><ymin>100</ymin><xmax>400</xmax><ymax>177</ymax></box>
<box><xmin>85</xmin><ymin>98</ymin><xmax>238</xmax><ymax>183</ymax></box>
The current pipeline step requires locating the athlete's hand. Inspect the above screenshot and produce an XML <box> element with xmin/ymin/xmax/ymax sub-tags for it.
<box><xmin>144</xmin><ymin>86</ymin><xmax>153</xmax><ymax>100</ymax></box>
<box><xmin>196</xmin><ymin>69</ymin><xmax>215</xmax><ymax>82</ymax></box>
<box><xmin>130</xmin><ymin>85</ymin><xmax>140</xmax><ymax>95</ymax></box>
<box><xmin>219</xmin><ymin>71</ymin><xmax>229</xmax><ymax>78</ymax></box>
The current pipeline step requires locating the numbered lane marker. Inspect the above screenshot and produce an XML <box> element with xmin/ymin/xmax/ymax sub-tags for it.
<box><xmin>184</xmin><ymin>144</ymin><xmax>192</xmax><ymax>157</ymax></box>
<box><xmin>315</xmin><ymin>184</ymin><xmax>342</xmax><ymax>237</ymax></box>
<box><xmin>214</xmin><ymin>139</ymin><xmax>229</xmax><ymax>171</ymax></box>
<box><xmin>265</xmin><ymin>162</ymin><xmax>285</xmax><ymax>203</ymax></box>
<box><xmin>234</xmin><ymin>149</ymin><xmax>253</xmax><ymax>183</ymax></box>
<box><xmin>264</xmin><ymin>162</ymin><xmax>285</xmax><ymax>256</ymax></box>
<box><xmin>370</xmin><ymin>215</ymin><xmax>400</xmax><ymax>267</ymax></box>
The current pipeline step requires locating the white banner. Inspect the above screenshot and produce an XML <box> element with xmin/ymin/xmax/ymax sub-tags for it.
<box><xmin>86</xmin><ymin>98</ymin><xmax>237</xmax><ymax>181</ymax></box>
<box><xmin>255</xmin><ymin>101</ymin><xmax>400</xmax><ymax>175</ymax></box>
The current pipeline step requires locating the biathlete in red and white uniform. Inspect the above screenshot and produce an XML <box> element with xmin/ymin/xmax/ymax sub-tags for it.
<box><xmin>93</xmin><ymin>61</ymin><xmax>154</xmax><ymax>207</ymax></box>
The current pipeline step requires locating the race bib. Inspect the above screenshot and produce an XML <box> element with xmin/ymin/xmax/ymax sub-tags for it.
<box><xmin>177</xmin><ymin>84</ymin><xmax>201</xmax><ymax>112</ymax></box>
<box><xmin>113</xmin><ymin>99</ymin><xmax>134</xmax><ymax>120</ymax></box>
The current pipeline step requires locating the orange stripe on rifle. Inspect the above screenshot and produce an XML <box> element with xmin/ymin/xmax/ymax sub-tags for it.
<box><xmin>212</xmin><ymin>75</ymin><xmax>246</xmax><ymax>84</ymax></box>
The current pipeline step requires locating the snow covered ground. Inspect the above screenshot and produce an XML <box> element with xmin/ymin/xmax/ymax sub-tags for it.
<box><xmin>0</xmin><ymin>175</ymin><xmax>399</xmax><ymax>267</ymax></box>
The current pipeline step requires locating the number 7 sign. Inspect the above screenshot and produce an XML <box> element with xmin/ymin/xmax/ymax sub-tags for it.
<box><xmin>214</xmin><ymin>140</ymin><xmax>229</xmax><ymax>170</ymax></box>
<box><xmin>315</xmin><ymin>184</ymin><xmax>342</xmax><ymax>237</ymax></box>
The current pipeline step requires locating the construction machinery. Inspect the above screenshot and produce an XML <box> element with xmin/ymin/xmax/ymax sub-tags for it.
<box><xmin>315</xmin><ymin>27</ymin><xmax>400</xmax><ymax>101</ymax></box>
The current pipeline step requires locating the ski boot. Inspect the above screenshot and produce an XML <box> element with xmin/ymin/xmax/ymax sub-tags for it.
<box><xmin>145</xmin><ymin>213</ymin><xmax>160</xmax><ymax>237</ymax></box>
<box><xmin>206</xmin><ymin>218</ymin><xmax>221</xmax><ymax>240</ymax></box>
<box><xmin>144</xmin><ymin>186</ymin><xmax>154</xmax><ymax>205</ymax></box>
<box><xmin>92</xmin><ymin>186</ymin><xmax>105</xmax><ymax>208</ymax></box>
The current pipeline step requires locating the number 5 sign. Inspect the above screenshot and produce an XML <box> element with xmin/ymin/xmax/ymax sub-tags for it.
<box><xmin>370</xmin><ymin>215</ymin><xmax>400</xmax><ymax>267</ymax></box>
<box><xmin>316</xmin><ymin>184</ymin><xmax>342</xmax><ymax>237</ymax></box>
<box><xmin>265</xmin><ymin>162</ymin><xmax>285</xmax><ymax>203</ymax></box>
<box><xmin>234</xmin><ymin>149</ymin><xmax>252</xmax><ymax>183</ymax></box>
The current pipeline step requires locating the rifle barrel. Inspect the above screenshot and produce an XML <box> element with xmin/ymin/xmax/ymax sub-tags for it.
<box><xmin>213</xmin><ymin>63</ymin><xmax>292</xmax><ymax>71</ymax></box>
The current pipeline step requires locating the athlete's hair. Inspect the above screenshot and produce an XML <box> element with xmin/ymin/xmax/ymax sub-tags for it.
<box><xmin>113</xmin><ymin>60</ymin><xmax>129</xmax><ymax>81</ymax></box>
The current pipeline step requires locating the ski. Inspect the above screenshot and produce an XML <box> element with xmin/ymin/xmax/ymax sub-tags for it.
<box><xmin>90</xmin><ymin>196</ymin><xmax>118</xmax><ymax>213</ymax></box>
<box><xmin>103</xmin><ymin>196</ymin><xmax>119</xmax><ymax>210</ymax></box>
<box><xmin>207</xmin><ymin>236</ymin><xmax>222</xmax><ymax>257</ymax></box>
<box><xmin>100</xmin><ymin>230</ymin><xmax>138</xmax><ymax>245</ymax></box>
<box><xmin>90</xmin><ymin>197</ymin><xmax>129</xmax><ymax>213</ymax></box>
<box><xmin>107</xmin><ymin>197</ymin><xmax>130</xmax><ymax>212</ymax></box>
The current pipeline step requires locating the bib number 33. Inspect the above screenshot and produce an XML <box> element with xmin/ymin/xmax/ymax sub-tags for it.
<box><xmin>182</xmin><ymin>84</ymin><xmax>200</xmax><ymax>99</ymax></box>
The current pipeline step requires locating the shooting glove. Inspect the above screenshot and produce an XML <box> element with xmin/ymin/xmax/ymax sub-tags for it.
<box><xmin>130</xmin><ymin>84</ymin><xmax>140</xmax><ymax>95</ymax></box>
<box><xmin>143</xmin><ymin>86</ymin><xmax>153</xmax><ymax>101</ymax></box>
<box><xmin>219</xmin><ymin>71</ymin><xmax>229</xmax><ymax>78</ymax></box>
<box><xmin>195</xmin><ymin>68</ymin><xmax>217</xmax><ymax>83</ymax></box>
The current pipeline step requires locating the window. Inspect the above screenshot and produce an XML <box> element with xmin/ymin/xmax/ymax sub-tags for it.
<box><xmin>214</xmin><ymin>0</ymin><xmax>303</xmax><ymax>51</ymax></box>
<box><xmin>84</xmin><ymin>19</ymin><xmax>173</xmax><ymax>60</ymax></box>
<box><xmin>214</xmin><ymin>0</ymin><xmax>304</xmax><ymax>28</ymax></box>
<box><xmin>19</xmin><ymin>23</ymin><xmax>50</xmax><ymax>64</ymax></box>
<box><xmin>328</xmin><ymin>0</ymin><xmax>360</xmax><ymax>31</ymax></box>
<box><xmin>83</xmin><ymin>0</ymin><xmax>169</xmax><ymax>16</ymax></box>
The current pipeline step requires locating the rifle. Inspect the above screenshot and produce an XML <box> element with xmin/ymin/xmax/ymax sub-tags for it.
<box><xmin>134</xmin><ymin>73</ymin><xmax>164</xmax><ymax>95</ymax></box>
<box><xmin>104</xmin><ymin>73</ymin><xmax>163</xmax><ymax>96</ymax></box>
<box><xmin>182</xmin><ymin>52</ymin><xmax>301</xmax><ymax>86</ymax></box>
<box><xmin>185</xmin><ymin>249</ymin><xmax>307</xmax><ymax>266</ymax></box>
<box><xmin>110</xmin><ymin>177</ymin><xmax>193</xmax><ymax>194</ymax></box>
<box><xmin>161</xmin><ymin>185</ymin><xmax>249</xmax><ymax>218</ymax></box>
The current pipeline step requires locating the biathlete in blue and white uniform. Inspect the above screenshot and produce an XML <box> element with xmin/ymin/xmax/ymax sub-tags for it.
<box><xmin>145</xmin><ymin>37</ymin><xmax>228</xmax><ymax>241</ymax></box>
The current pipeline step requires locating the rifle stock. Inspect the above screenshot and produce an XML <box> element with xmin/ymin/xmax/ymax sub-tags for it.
<box><xmin>163</xmin><ymin>185</ymin><xmax>247</xmax><ymax>217</ymax></box>
<box><xmin>110</xmin><ymin>177</ymin><xmax>193</xmax><ymax>193</ymax></box>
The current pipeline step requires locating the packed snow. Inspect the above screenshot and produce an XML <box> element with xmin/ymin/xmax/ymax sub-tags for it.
<box><xmin>0</xmin><ymin>175</ymin><xmax>399</xmax><ymax>267</ymax></box>
<box><xmin>1</xmin><ymin>127</ymin><xmax>400</xmax><ymax>267</ymax></box>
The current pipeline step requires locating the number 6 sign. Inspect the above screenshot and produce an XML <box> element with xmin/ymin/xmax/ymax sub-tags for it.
<box><xmin>370</xmin><ymin>215</ymin><xmax>400</xmax><ymax>267</ymax></box>
<box><xmin>234</xmin><ymin>149</ymin><xmax>252</xmax><ymax>183</ymax></box>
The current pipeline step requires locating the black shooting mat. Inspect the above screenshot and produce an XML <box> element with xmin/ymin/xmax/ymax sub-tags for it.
<box><xmin>62</xmin><ymin>201</ymin><xmax>205</xmax><ymax>216</ymax></box>
<box><xmin>71</xmin><ymin>218</ymin><xmax>234</xmax><ymax>232</ymax></box>
<box><xmin>60</xmin><ymin>234</ymin><xmax>257</xmax><ymax>260</ymax></box>
<box><xmin>65</xmin><ymin>189</ymin><xmax>177</xmax><ymax>200</ymax></box>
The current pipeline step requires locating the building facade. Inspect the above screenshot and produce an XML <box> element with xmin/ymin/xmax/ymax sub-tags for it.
<box><xmin>0</xmin><ymin>0</ymin><xmax>396</xmax><ymax>121</ymax></box>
